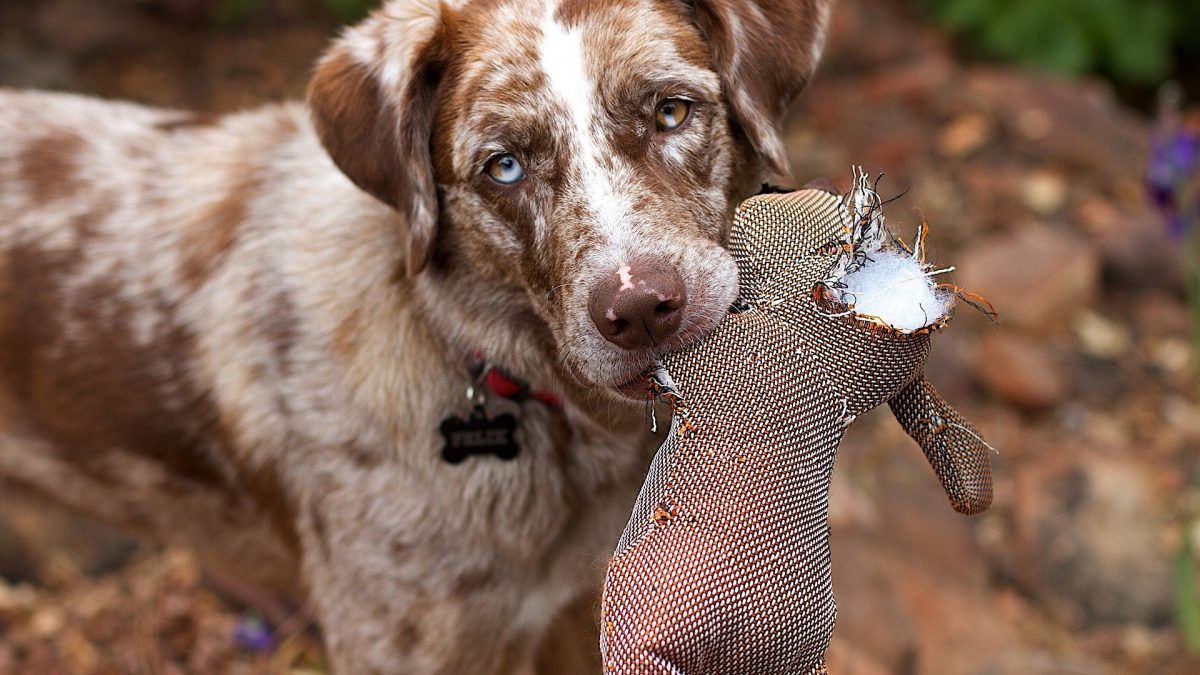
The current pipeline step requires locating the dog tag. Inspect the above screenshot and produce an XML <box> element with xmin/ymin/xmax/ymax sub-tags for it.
<box><xmin>439</xmin><ymin>407</ymin><xmax>519</xmax><ymax>464</ymax></box>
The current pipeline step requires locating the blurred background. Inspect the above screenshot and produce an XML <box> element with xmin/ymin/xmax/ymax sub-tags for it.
<box><xmin>1</xmin><ymin>0</ymin><xmax>1199</xmax><ymax>672</ymax></box>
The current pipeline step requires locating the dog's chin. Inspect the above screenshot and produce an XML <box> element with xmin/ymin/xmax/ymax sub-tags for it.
<box><xmin>613</xmin><ymin>373</ymin><xmax>656</xmax><ymax>401</ymax></box>
<box><xmin>564</xmin><ymin>356</ymin><xmax>654</xmax><ymax>403</ymax></box>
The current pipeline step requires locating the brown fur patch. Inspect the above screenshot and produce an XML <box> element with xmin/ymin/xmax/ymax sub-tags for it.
<box><xmin>554</xmin><ymin>0</ymin><xmax>632</xmax><ymax>26</ymax></box>
<box><xmin>234</xmin><ymin>459</ymin><xmax>300</xmax><ymax>553</ymax></box>
<box><xmin>262</xmin><ymin>287</ymin><xmax>299</xmax><ymax>368</ymax></box>
<box><xmin>308</xmin><ymin>51</ymin><xmax>403</xmax><ymax>211</ymax></box>
<box><xmin>309</xmin><ymin>26</ymin><xmax>447</xmax><ymax>276</ymax></box>
<box><xmin>212</xmin><ymin>400</ymin><xmax>298</xmax><ymax>550</ymax></box>
<box><xmin>332</xmin><ymin>306</ymin><xmax>363</xmax><ymax>361</ymax></box>
<box><xmin>178</xmin><ymin>170</ymin><xmax>257</xmax><ymax>290</ymax></box>
<box><xmin>689</xmin><ymin>0</ymin><xmax>831</xmax><ymax>173</ymax></box>
<box><xmin>308</xmin><ymin>500</ymin><xmax>332</xmax><ymax>563</ymax></box>
<box><xmin>343</xmin><ymin>440</ymin><xmax>383</xmax><ymax>469</ymax></box>
<box><xmin>452</xmin><ymin>568</ymin><xmax>494</xmax><ymax>594</ymax></box>
<box><xmin>154</xmin><ymin>112</ymin><xmax>218</xmax><ymax>133</ymax></box>
<box><xmin>0</xmin><ymin>246</ymin><xmax>229</xmax><ymax>490</ymax></box>
<box><xmin>18</xmin><ymin>131</ymin><xmax>86</xmax><ymax>203</ymax></box>
<box><xmin>393</xmin><ymin>619</ymin><xmax>422</xmax><ymax>653</ymax></box>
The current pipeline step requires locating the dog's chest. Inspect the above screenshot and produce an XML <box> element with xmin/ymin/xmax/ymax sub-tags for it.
<box><xmin>288</xmin><ymin>355</ymin><xmax>655</xmax><ymax>562</ymax></box>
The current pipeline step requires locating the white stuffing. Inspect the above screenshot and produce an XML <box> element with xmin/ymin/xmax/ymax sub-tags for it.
<box><xmin>823</xmin><ymin>167</ymin><xmax>954</xmax><ymax>332</ymax></box>
<box><xmin>833</xmin><ymin>249</ymin><xmax>952</xmax><ymax>331</ymax></box>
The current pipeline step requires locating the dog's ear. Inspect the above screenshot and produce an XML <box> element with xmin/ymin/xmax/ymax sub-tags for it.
<box><xmin>308</xmin><ymin>0</ymin><xmax>446</xmax><ymax>276</ymax></box>
<box><xmin>689</xmin><ymin>0</ymin><xmax>834</xmax><ymax>176</ymax></box>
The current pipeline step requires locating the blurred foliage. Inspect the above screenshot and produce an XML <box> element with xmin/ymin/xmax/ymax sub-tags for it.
<box><xmin>926</xmin><ymin>0</ymin><xmax>1198</xmax><ymax>86</ymax></box>
<box><xmin>1178</xmin><ymin>512</ymin><xmax>1200</xmax><ymax>652</ymax></box>
<box><xmin>216</xmin><ymin>0</ymin><xmax>373</xmax><ymax>25</ymax></box>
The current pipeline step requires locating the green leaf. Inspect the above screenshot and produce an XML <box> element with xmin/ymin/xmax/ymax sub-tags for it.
<box><xmin>925</xmin><ymin>0</ymin><xmax>1188</xmax><ymax>85</ymax></box>
<box><xmin>1103</xmin><ymin>3</ymin><xmax>1174</xmax><ymax>83</ymax></box>
<box><xmin>1176</xmin><ymin>520</ymin><xmax>1200</xmax><ymax>652</ymax></box>
<box><xmin>931</xmin><ymin>0</ymin><xmax>993</xmax><ymax>29</ymax></box>
<box><xmin>981</xmin><ymin>1</ymin><xmax>1095</xmax><ymax>74</ymax></box>
<box><xmin>322</xmin><ymin>0</ymin><xmax>375</xmax><ymax>23</ymax></box>
<box><xmin>214</xmin><ymin>0</ymin><xmax>267</xmax><ymax>27</ymax></box>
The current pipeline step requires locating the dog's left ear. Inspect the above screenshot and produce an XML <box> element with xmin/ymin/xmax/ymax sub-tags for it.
<box><xmin>689</xmin><ymin>0</ymin><xmax>834</xmax><ymax>176</ymax></box>
<box><xmin>308</xmin><ymin>0</ymin><xmax>448</xmax><ymax>276</ymax></box>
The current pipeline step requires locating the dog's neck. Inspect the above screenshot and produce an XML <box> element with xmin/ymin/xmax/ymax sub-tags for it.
<box><xmin>409</xmin><ymin>257</ymin><xmax>637</xmax><ymax>421</ymax></box>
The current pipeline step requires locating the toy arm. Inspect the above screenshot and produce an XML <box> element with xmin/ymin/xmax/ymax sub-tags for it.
<box><xmin>888</xmin><ymin>375</ymin><xmax>994</xmax><ymax>515</ymax></box>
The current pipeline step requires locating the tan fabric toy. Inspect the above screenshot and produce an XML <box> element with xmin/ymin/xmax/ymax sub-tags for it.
<box><xmin>601</xmin><ymin>175</ymin><xmax>994</xmax><ymax>674</ymax></box>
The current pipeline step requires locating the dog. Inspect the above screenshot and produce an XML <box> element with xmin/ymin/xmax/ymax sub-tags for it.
<box><xmin>0</xmin><ymin>0</ymin><xmax>833</xmax><ymax>671</ymax></box>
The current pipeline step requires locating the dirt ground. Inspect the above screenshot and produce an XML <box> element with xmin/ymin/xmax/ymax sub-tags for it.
<box><xmin>2</xmin><ymin>0</ymin><xmax>1198</xmax><ymax>673</ymax></box>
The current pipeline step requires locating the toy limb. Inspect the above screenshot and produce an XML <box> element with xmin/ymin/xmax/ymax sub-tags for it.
<box><xmin>888</xmin><ymin>375</ymin><xmax>994</xmax><ymax>515</ymax></box>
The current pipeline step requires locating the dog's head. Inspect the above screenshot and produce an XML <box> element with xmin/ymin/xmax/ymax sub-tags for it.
<box><xmin>309</xmin><ymin>0</ymin><xmax>833</xmax><ymax>399</ymax></box>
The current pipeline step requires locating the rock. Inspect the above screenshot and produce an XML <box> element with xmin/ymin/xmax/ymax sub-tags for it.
<box><xmin>954</xmin><ymin>165</ymin><xmax>1032</xmax><ymax>234</ymax></box>
<box><xmin>958</xmin><ymin>68</ymin><xmax>1149</xmax><ymax>186</ymax></box>
<box><xmin>32</xmin><ymin>0</ymin><xmax>148</xmax><ymax>54</ymax></box>
<box><xmin>1010</xmin><ymin>455</ymin><xmax>1174</xmax><ymax>627</ymax></box>
<box><xmin>824</xmin><ymin>638</ymin><xmax>894</xmax><ymax>675</ymax></box>
<box><xmin>1014</xmin><ymin>107</ymin><xmax>1053</xmax><ymax>142</ymax></box>
<box><xmin>1164</xmin><ymin>396</ymin><xmax>1200</xmax><ymax>440</ymax></box>
<box><xmin>1147</xmin><ymin>338</ymin><xmax>1196</xmax><ymax>388</ymax></box>
<box><xmin>0</xmin><ymin>515</ymin><xmax>37</xmax><ymax>583</ymax></box>
<box><xmin>972</xmin><ymin>649</ymin><xmax>1117</xmax><ymax>675</ymax></box>
<box><xmin>1069</xmin><ymin>354</ymin><xmax>1128</xmax><ymax>407</ymax></box>
<box><xmin>830</xmin><ymin>534</ymin><xmax>919</xmax><ymax>672</ymax></box>
<box><xmin>1080</xmin><ymin>197</ymin><xmax>1185</xmax><ymax>291</ymax></box>
<box><xmin>828</xmin><ymin>470</ymin><xmax>879</xmax><ymax>531</ymax></box>
<box><xmin>956</xmin><ymin>225</ymin><xmax>1101</xmax><ymax>333</ymax></box>
<box><xmin>1133</xmin><ymin>292</ymin><xmax>1193</xmax><ymax>339</ymax></box>
<box><xmin>922</xmin><ymin>328</ymin><xmax>977</xmax><ymax>403</ymax></box>
<box><xmin>973</xmin><ymin>333</ymin><xmax>1070</xmax><ymax>410</ymax></box>
<box><xmin>892</xmin><ymin>562</ymin><xmax>1016</xmax><ymax>674</ymax></box>
<box><xmin>938</xmin><ymin>113</ymin><xmax>992</xmax><ymax>158</ymax></box>
<box><xmin>1020</xmin><ymin>170</ymin><xmax>1069</xmax><ymax>215</ymax></box>
<box><xmin>1072</xmin><ymin>311</ymin><xmax>1132</xmax><ymax>360</ymax></box>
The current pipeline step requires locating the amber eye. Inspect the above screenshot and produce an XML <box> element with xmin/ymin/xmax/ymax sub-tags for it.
<box><xmin>655</xmin><ymin>98</ymin><xmax>692</xmax><ymax>132</ymax></box>
<box><xmin>485</xmin><ymin>153</ymin><xmax>525</xmax><ymax>184</ymax></box>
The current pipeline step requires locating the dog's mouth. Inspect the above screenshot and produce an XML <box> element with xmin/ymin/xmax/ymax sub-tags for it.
<box><xmin>569</xmin><ymin>308</ymin><xmax>730</xmax><ymax>402</ymax></box>
<box><xmin>564</xmin><ymin>353</ymin><xmax>657</xmax><ymax>402</ymax></box>
<box><xmin>560</xmin><ymin>243</ymin><xmax>740</xmax><ymax>402</ymax></box>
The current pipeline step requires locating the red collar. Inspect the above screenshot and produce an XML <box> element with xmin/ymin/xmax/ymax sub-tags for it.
<box><xmin>472</xmin><ymin>355</ymin><xmax>563</xmax><ymax>408</ymax></box>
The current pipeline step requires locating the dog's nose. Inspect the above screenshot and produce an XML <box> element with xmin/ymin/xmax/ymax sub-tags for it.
<box><xmin>588</xmin><ymin>258</ymin><xmax>686</xmax><ymax>350</ymax></box>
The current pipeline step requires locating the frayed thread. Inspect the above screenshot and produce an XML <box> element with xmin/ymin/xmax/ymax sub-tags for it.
<box><xmin>818</xmin><ymin>168</ymin><xmax>955</xmax><ymax>333</ymax></box>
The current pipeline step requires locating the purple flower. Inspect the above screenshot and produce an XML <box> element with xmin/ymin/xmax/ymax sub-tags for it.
<box><xmin>1146</xmin><ymin>87</ymin><xmax>1200</xmax><ymax>238</ymax></box>
<box><xmin>1148</xmin><ymin>130</ymin><xmax>1199</xmax><ymax>186</ymax></box>
<box><xmin>234</xmin><ymin>614</ymin><xmax>277</xmax><ymax>652</ymax></box>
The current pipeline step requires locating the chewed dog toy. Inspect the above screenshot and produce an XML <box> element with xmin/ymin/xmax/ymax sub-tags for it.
<box><xmin>601</xmin><ymin>172</ymin><xmax>995</xmax><ymax>674</ymax></box>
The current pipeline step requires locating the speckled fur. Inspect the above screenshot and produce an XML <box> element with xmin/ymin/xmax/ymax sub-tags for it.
<box><xmin>0</xmin><ymin>0</ymin><xmax>832</xmax><ymax>671</ymax></box>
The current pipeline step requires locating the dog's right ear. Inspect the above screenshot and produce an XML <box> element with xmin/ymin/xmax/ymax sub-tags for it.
<box><xmin>308</xmin><ymin>0</ymin><xmax>446</xmax><ymax>276</ymax></box>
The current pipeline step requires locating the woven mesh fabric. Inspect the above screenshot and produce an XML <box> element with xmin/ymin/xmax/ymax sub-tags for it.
<box><xmin>600</xmin><ymin>189</ymin><xmax>993</xmax><ymax>673</ymax></box>
<box><xmin>888</xmin><ymin>377</ymin><xmax>992</xmax><ymax>515</ymax></box>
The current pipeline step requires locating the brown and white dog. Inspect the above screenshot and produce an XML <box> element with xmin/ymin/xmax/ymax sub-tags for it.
<box><xmin>0</xmin><ymin>0</ymin><xmax>832</xmax><ymax>671</ymax></box>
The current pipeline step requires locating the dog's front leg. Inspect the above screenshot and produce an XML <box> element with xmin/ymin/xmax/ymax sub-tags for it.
<box><xmin>294</xmin><ymin>477</ymin><xmax>549</xmax><ymax>674</ymax></box>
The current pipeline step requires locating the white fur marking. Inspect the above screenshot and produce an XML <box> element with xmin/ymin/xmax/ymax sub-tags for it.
<box><xmin>811</xmin><ymin>1</ymin><xmax>834</xmax><ymax>72</ymax></box>
<box><xmin>538</xmin><ymin>7</ymin><xmax>633</xmax><ymax>251</ymax></box>
<box><xmin>617</xmin><ymin>265</ymin><xmax>635</xmax><ymax>291</ymax></box>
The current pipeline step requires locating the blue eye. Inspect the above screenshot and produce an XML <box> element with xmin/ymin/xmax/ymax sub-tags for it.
<box><xmin>485</xmin><ymin>153</ymin><xmax>525</xmax><ymax>184</ymax></box>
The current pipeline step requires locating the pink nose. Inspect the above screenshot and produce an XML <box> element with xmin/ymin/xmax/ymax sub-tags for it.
<box><xmin>588</xmin><ymin>258</ymin><xmax>686</xmax><ymax>350</ymax></box>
